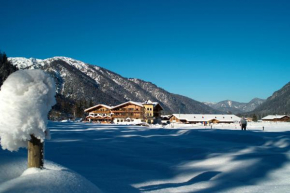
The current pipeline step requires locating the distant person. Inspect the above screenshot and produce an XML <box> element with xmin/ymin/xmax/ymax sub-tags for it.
<box><xmin>240</xmin><ymin>117</ymin><xmax>247</xmax><ymax>130</ymax></box>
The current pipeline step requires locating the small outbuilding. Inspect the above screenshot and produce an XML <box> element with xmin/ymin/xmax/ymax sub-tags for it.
<box><xmin>169</xmin><ymin>114</ymin><xmax>240</xmax><ymax>124</ymax></box>
<box><xmin>262</xmin><ymin>115</ymin><xmax>290</xmax><ymax>122</ymax></box>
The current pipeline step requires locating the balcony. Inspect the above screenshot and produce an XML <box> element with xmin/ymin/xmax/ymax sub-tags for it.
<box><xmin>90</xmin><ymin>117</ymin><xmax>112</xmax><ymax>120</ymax></box>
<box><xmin>112</xmin><ymin>110</ymin><xmax>143</xmax><ymax>113</ymax></box>
<box><xmin>112</xmin><ymin>115</ymin><xmax>143</xmax><ymax>118</ymax></box>
<box><xmin>91</xmin><ymin>110</ymin><xmax>111</xmax><ymax>114</ymax></box>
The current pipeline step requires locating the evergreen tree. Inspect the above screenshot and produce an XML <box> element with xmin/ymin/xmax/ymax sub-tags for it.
<box><xmin>72</xmin><ymin>100</ymin><xmax>85</xmax><ymax>118</ymax></box>
<box><xmin>252</xmin><ymin>114</ymin><xmax>258</xmax><ymax>122</ymax></box>
<box><xmin>0</xmin><ymin>52</ymin><xmax>18</xmax><ymax>87</ymax></box>
<box><xmin>89</xmin><ymin>99</ymin><xmax>94</xmax><ymax>107</ymax></box>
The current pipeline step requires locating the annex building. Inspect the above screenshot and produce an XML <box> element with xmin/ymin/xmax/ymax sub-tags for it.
<box><xmin>84</xmin><ymin>100</ymin><xmax>163</xmax><ymax>124</ymax></box>
<box><xmin>170</xmin><ymin>114</ymin><xmax>240</xmax><ymax>124</ymax></box>
<box><xmin>262</xmin><ymin>115</ymin><xmax>290</xmax><ymax>122</ymax></box>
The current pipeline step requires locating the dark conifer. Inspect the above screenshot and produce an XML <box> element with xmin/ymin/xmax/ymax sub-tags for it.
<box><xmin>0</xmin><ymin>52</ymin><xmax>18</xmax><ymax>87</ymax></box>
<box><xmin>252</xmin><ymin>114</ymin><xmax>258</xmax><ymax>122</ymax></box>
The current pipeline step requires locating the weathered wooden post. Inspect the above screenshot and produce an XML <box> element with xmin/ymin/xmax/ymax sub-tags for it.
<box><xmin>28</xmin><ymin>135</ymin><xmax>44</xmax><ymax>168</ymax></box>
<box><xmin>0</xmin><ymin>69</ymin><xmax>56</xmax><ymax>169</ymax></box>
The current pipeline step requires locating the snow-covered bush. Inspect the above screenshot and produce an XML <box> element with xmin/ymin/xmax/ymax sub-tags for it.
<box><xmin>0</xmin><ymin>69</ymin><xmax>56</xmax><ymax>151</ymax></box>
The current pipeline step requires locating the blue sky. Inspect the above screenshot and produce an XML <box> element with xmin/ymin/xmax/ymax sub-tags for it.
<box><xmin>1</xmin><ymin>0</ymin><xmax>290</xmax><ymax>103</ymax></box>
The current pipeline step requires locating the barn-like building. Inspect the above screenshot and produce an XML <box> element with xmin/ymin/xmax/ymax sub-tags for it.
<box><xmin>262</xmin><ymin>115</ymin><xmax>290</xmax><ymax>122</ymax></box>
<box><xmin>169</xmin><ymin>114</ymin><xmax>240</xmax><ymax>124</ymax></box>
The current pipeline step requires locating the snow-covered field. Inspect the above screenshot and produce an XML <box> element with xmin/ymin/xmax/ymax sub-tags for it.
<box><xmin>1</xmin><ymin>121</ymin><xmax>290</xmax><ymax>192</ymax></box>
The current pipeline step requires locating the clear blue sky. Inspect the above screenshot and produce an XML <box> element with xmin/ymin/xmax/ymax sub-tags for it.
<box><xmin>1</xmin><ymin>0</ymin><xmax>290</xmax><ymax>103</ymax></box>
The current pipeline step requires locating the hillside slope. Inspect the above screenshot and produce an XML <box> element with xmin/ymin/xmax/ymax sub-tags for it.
<box><xmin>9</xmin><ymin>57</ymin><xmax>219</xmax><ymax>115</ymax></box>
<box><xmin>252</xmin><ymin>82</ymin><xmax>290</xmax><ymax>116</ymax></box>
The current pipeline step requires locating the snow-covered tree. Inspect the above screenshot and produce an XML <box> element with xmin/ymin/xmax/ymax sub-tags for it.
<box><xmin>0</xmin><ymin>69</ymin><xmax>56</xmax><ymax>168</ymax></box>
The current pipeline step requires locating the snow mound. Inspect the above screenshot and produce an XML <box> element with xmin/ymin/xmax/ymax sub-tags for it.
<box><xmin>0</xmin><ymin>152</ymin><xmax>102</xmax><ymax>193</ymax></box>
<box><xmin>0</xmin><ymin>70</ymin><xmax>56</xmax><ymax>151</ymax></box>
<box><xmin>21</xmin><ymin>167</ymin><xmax>42</xmax><ymax>176</ymax></box>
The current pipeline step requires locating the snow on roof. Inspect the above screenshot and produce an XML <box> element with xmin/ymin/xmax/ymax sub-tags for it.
<box><xmin>143</xmin><ymin>100</ymin><xmax>153</xmax><ymax>104</ymax></box>
<box><xmin>161</xmin><ymin>115</ymin><xmax>172</xmax><ymax>118</ymax></box>
<box><xmin>262</xmin><ymin>115</ymin><xmax>289</xmax><ymax>120</ymax></box>
<box><xmin>142</xmin><ymin>101</ymin><xmax>163</xmax><ymax>109</ymax></box>
<box><xmin>84</xmin><ymin>104</ymin><xmax>112</xmax><ymax>112</ymax></box>
<box><xmin>111</xmin><ymin>101</ymin><xmax>144</xmax><ymax>109</ymax></box>
<box><xmin>85</xmin><ymin>101</ymin><xmax>162</xmax><ymax>112</ymax></box>
<box><xmin>172</xmin><ymin>114</ymin><xmax>240</xmax><ymax>122</ymax></box>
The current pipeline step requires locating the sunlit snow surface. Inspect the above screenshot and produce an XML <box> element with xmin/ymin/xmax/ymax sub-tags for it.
<box><xmin>1</xmin><ymin>122</ymin><xmax>290</xmax><ymax>192</ymax></box>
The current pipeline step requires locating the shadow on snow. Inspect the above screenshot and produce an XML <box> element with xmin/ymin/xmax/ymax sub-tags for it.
<box><xmin>30</xmin><ymin>122</ymin><xmax>290</xmax><ymax>192</ymax></box>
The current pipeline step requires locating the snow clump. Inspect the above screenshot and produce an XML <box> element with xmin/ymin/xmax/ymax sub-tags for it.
<box><xmin>0</xmin><ymin>69</ymin><xmax>56</xmax><ymax>151</ymax></box>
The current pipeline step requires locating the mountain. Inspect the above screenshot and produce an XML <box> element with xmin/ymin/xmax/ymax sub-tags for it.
<box><xmin>245</xmin><ymin>98</ymin><xmax>266</xmax><ymax>112</ymax></box>
<box><xmin>251</xmin><ymin>82</ymin><xmax>290</xmax><ymax>116</ymax></box>
<box><xmin>204</xmin><ymin>98</ymin><xmax>265</xmax><ymax>114</ymax></box>
<box><xmin>8</xmin><ymin>57</ymin><xmax>220</xmax><ymax>116</ymax></box>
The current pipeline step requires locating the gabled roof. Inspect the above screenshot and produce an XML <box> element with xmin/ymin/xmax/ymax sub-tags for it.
<box><xmin>142</xmin><ymin>101</ymin><xmax>163</xmax><ymax>110</ymax></box>
<box><xmin>172</xmin><ymin>114</ymin><xmax>240</xmax><ymax>122</ymax></box>
<box><xmin>262</xmin><ymin>115</ymin><xmax>289</xmax><ymax>120</ymax></box>
<box><xmin>84</xmin><ymin>104</ymin><xmax>112</xmax><ymax>112</ymax></box>
<box><xmin>85</xmin><ymin>101</ymin><xmax>163</xmax><ymax>112</ymax></box>
<box><xmin>111</xmin><ymin>101</ymin><xmax>143</xmax><ymax>109</ymax></box>
<box><xmin>153</xmin><ymin>103</ymin><xmax>163</xmax><ymax>110</ymax></box>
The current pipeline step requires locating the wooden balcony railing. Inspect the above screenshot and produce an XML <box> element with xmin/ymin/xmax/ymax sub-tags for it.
<box><xmin>112</xmin><ymin>115</ymin><xmax>143</xmax><ymax>118</ymax></box>
<box><xmin>91</xmin><ymin>110</ymin><xmax>111</xmax><ymax>113</ymax></box>
<box><xmin>112</xmin><ymin>110</ymin><xmax>143</xmax><ymax>113</ymax></box>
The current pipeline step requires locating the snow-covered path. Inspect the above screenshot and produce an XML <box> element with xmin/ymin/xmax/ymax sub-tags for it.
<box><xmin>2</xmin><ymin>122</ymin><xmax>290</xmax><ymax>192</ymax></box>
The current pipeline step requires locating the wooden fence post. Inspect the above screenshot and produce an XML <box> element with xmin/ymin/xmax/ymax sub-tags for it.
<box><xmin>28</xmin><ymin>135</ymin><xmax>44</xmax><ymax>168</ymax></box>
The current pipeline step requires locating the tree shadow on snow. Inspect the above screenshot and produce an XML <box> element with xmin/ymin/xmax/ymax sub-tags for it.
<box><xmin>139</xmin><ymin>171</ymin><xmax>221</xmax><ymax>191</ymax></box>
<box><xmin>45</xmin><ymin>122</ymin><xmax>290</xmax><ymax>193</ymax></box>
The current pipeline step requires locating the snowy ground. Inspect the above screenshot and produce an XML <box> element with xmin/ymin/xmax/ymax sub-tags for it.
<box><xmin>1</xmin><ymin>121</ymin><xmax>290</xmax><ymax>192</ymax></box>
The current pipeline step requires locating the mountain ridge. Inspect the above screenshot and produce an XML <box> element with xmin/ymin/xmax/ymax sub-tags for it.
<box><xmin>250</xmin><ymin>82</ymin><xmax>290</xmax><ymax>117</ymax></box>
<box><xmin>203</xmin><ymin>98</ymin><xmax>265</xmax><ymax>114</ymax></box>
<box><xmin>8</xmin><ymin>56</ymin><xmax>220</xmax><ymax>116</ymax></box>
